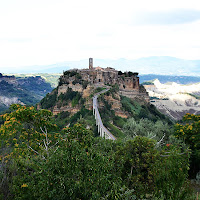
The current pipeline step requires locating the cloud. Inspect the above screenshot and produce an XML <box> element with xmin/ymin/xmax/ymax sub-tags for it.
<box><xmin>132</xmin><ymin>9</ymin><xmax>200</xmax><ymax>25</ymax></box>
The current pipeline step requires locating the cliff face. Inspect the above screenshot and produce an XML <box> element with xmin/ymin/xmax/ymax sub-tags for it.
<box><xmin>53</xmin><ymin>83</ymin><xmax>94</xmax><ymax>115</ymax></box>
<box><xmin>40</xmin><ymin>81</ymin><xmax>95</xmax><ymax>116</ymax></box>
<box><xmin>102</xmin><ymin>93</ymin><xmax>128</xmax><ymax>119</ymax></box>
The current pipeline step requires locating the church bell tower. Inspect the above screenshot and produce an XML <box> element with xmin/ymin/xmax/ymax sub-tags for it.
<box><xmin>89</xmin><ymin>58</ymin><xmax>93</xmax><ymax>69</ymax></box>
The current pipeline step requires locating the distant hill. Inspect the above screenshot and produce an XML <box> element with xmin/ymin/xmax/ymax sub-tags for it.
<box><xmin>13</xmin><ymin>73</ymin><xmax>61</xmax><ymax>88</ymax></box>
<box><xmin>0</xmin><ymin>75</ymin><xmax>53</xmax><ymax>112</ymax></box>
<box><xmin>2</xmin><ymin>56</ymin><xmax>200</xmax><ymax>76</ymax></box>
<box><xmin>139</xmin><ymin>74</ymin><xmax>200</xmax><ymax>84</ymax></box>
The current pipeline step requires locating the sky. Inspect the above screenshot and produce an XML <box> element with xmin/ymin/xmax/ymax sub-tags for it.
<box><xmin>0</xmin><ymin>0</ymin><xmax>200</xmax><ymax>71</ymax></box>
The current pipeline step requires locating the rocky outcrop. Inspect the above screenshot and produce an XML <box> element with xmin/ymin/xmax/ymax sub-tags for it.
<box><xmin>102</xmin><ymin>94</ymin><xmax>129</xmax><ymax>119</ymax></box>
<box><xmin>0</xmin><ymin>96</ymin><xmax>22</xmax><ymax>107</ymax></box>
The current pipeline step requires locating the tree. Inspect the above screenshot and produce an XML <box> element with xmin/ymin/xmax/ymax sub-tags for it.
<box><xmin>4</xmin><ymin>124</ymin><xmax>123</xmax><ymax>200</ymax></box>
<box><xmin>0</xmin><ymin>104</ymin><xmax>58</xmax><ymax>159</ymax></box>
<box><xmin>175</xmin><ymin>113</ymin><xmax>200</xmax><ymax>177</ymax></box>
<box><xmin>123</xmin><ymin>118</ymin><xmax>171</xmax><ymax>145</ymax></box>
<box><xmin>115</xmin><ymin>136</ymin><xmax>159</xmax><ymax>197</ymax></box>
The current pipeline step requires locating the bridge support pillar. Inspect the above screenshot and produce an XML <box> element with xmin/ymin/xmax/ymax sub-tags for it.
<box><xmin>98</xmin><ymin>122</ymin><xmax>100</xmax><ymax>133</ymax></box>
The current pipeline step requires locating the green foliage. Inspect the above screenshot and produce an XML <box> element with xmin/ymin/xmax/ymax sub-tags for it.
<box><xmin>41</xmin><ymin>87</ymin><xmax>84</xmax><ymax>111</ymax></box>
<box><xmin>153</xmin><ymin>144</ymin><xmax>191</xmax><ymax>200</ymax></box>
<box><xmin>0</xmin><ymin>118</ymin><xmax>192</xmax><ymax>200</ymax></box>
<box><xmin>89</xmin><ymin>87</ymin><xmax>106</xmax><ymax>98</ymax></box>
<box><xmin>113</xmin><ymin>116</ymin><xmax>127</xmax><ymax>129</ymax></box>
<box><xmin>123</xmin><ymin>118</ymin><xmax>172</xmax><ymax>143</ymax></box>
<box><xmin>115</xmin><ymin>137</ymin><xmax>158</xmax><ymax>196</ymax></box>
<box><xmin>0</xmin><ymin>88</ymin><xmax>194</xmax><ymax>199</ymax></box>
<box><xmin>57</xmin><ymin>111</ymin><xmax>70</xmax><ymax>119</ymax></box>
<box><xmin>40</xmin><ymin>88</ymin><xmax>57</xmax><ymax>109</ymax></box>
<box><xmin>117</xmin><ymin>71</ymin><xmax>138</xmax><ymax>77</ymax></box>
<box><xmin>121</xmin><ymin>96</ymin><xmax>172</xmax><ymax>124</ymax></box>
<box><xmin>17</xmin><ymin>76</ymin><xmax>53</xmax><ymax>97</ymax></box>
<box><xmin>105</xmin><ymin>84</ymin><xmax>119</xmax><ymax>96</ymax></box>
<box><xmin>68</xmin><ymin>108</ymin><xmax>91</xmax><ymax>126</ymax></box>
<box><xmin>1</xmin><ymin>124</ymin><xmax>122</xmax><ymax>200</ymax></box>
<box><xmin>141</xmin><ymin>81</ymin><xmax>154</xmax><ymax>85</ymax></box>
<box><xmin>13</xmin><ymin>73</ymin><xmax>61</xmax><ymax>88</ymax></box>
<box><xmin>53</xmin><ymin>108</ymin><xmax>96</xmax><ymax>132</ymax></box>
<box><xmin>104</xmin><ymin>122</ymin><xmax>125</xmax><ymax>139</ymax></box>
<box><xmin>0</xmin><ymin>104</ymin><xmax>57</xmax><ymax>159</ymax></box>
<box><xmin>63</xmin><ymin>70</ymin><xmax>78</xmax><ymax>77</ymax></box>
<box><xmin>94</xmin><ymin>87</ymin><xmax>106</xmax><ymax>93</ymax></box>
<box><xmin>175</xmin><ymin>113</ymin><xmax>200</xmax><ymax>177</ymax></box>
<box><xmin>58</xmin><ymin>88</ymin><xmax>82</xmax><ymax>107</ymax></box>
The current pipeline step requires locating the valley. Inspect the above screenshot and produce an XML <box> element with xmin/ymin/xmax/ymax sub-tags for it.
<box><xmin>0</xmin><ymin>73</ymin><xmax>53</xmax><ymax>112</ymax></box>
<box><xmin>144</xmin><ymin>79</ymin><xmax>200</xmax><ymax>120</ymax></box>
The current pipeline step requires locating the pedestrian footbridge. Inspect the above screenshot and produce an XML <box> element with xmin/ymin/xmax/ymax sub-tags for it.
<box><xmin>93</xmin><ymin>89</ymin><xmax>116</xmax><ymax>140</ymax></box>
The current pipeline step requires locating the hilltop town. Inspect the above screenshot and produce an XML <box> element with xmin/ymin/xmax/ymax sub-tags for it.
<box><xmin>43</xmin><ymin>58</ymin><xmax>149</xmax><ymax>116</ymax></box>
<box><xmin>59</xmin><ymin>58</ymin><xmax>149</xmax><ymax>100</ymax></box>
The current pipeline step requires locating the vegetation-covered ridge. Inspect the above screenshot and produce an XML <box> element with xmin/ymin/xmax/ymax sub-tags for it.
<box><xmin>1</xmin><ymin>104</ymin><xmax>199</xmax><ymax>199</ymax></box>
<box><xmin>0</xmin><ymin>74</ymin><xmax>53</xmax><ymax>113</ymax></box>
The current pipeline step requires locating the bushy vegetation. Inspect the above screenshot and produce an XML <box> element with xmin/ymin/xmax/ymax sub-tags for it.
<box><xmin>175</xmin><ymin>113</ymin><xmax>200</xmax><ymax>178</ymax></box>
<box><xmin>141</xmin><ymin>81</ymin><xmax>154</xmax><ymax>85</ymax></box>
<box><xmin>40</xmin><ymin>88</ymin><xmax>58</xmax><ymax>109</ymax></box>
<box><xmin>118</xmin><ymin>71</ymin><xmax>138</xmax><ymax>77</ymax></box>
<box><xmin>40</xmin><ymin>87</ymin><xmax>85</xmax><ymax>111</ymax></box>
<box><xmin>1</xmin><ymin>77</ymin><xmax>200</xmax><ymax>199</ymax></box>
<box><xmin>123</xmin><ymin>118</ymin><xmax>173</xmax><ymax>143</ymax></box>
<box><xmin>121</xmin><ymin>96</ymin><xmax>172</xmax><ymax>124</ymax></box>
<box><xmin>58</xmin><ymin>88</ymin><xmax>83</xmax><ymax>107</ymax></box>
<box><xmin>0</xmin><ymin>105</ymin><xmax>194</xmax><ymax>199</ymax></box>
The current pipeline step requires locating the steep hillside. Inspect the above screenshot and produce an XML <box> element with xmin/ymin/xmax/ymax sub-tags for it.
<box><xmin>0</xmin><ymin>74</ymin><xmax>53</xmax><ymax>112</ymax></box>
<box><xmin>39</xmin><ymin>70</ymin><xmax>172</xmax><ymax>138</ymax></box>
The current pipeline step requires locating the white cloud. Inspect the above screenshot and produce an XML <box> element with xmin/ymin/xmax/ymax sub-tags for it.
<box><xmin>0</xmin><ymin>0</ymin><xmax>200</xmax><ymax>70</ymax></box>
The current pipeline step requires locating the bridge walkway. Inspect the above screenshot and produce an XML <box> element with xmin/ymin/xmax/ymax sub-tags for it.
<box><xmin>93</xmin><ymin>88</ymin><xmax>116</xmax><ymax>140</ymax></box>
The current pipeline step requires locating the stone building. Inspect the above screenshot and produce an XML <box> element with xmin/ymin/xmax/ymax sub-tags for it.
<box><xmin>59</xmin><ymin>58</ymin><xmax>149</xmax><ymax>102</ymax></box>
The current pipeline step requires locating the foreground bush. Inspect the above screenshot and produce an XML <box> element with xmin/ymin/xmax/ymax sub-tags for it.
<box><xmin>0</xmin><ymin>105</ymin><xmax>193</xmax><ymax>199</ymax></box>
